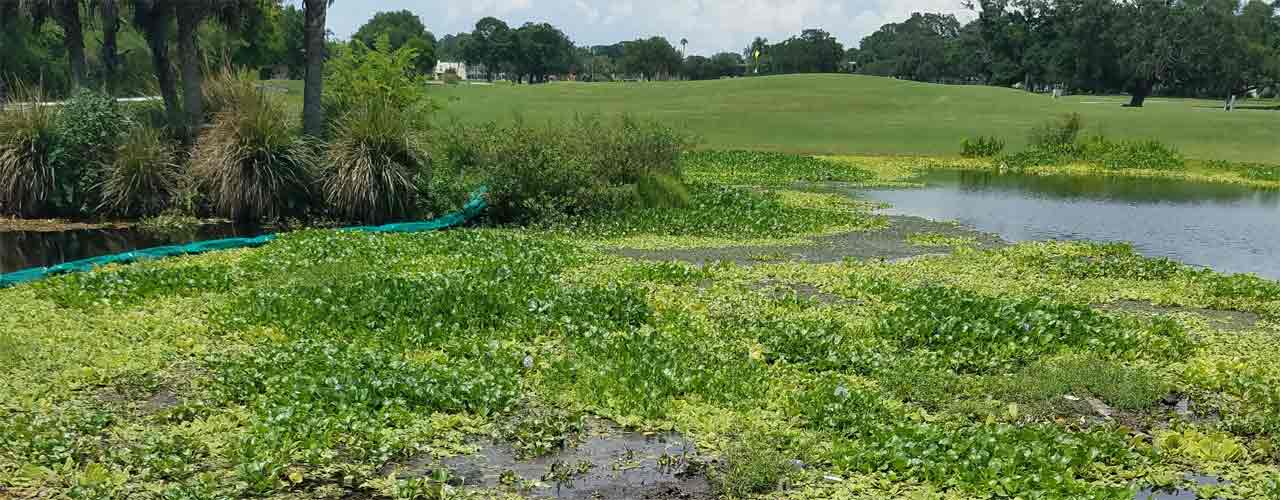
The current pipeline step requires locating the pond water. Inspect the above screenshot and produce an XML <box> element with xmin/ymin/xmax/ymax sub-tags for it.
<box><xmin>0</xmin><ymin>223</ymin><xmax>264</xmax><ymax>274</ymax></box>
<box><xmin>860</xmin><ymin>170</ymin><xmax>1280</xmax><ymax>279</ymax></box>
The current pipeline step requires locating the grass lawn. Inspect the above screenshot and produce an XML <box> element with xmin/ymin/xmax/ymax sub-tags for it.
<box><xmin>270</xmin><ymin>75</ymin><xmax>1278</xmax><ymax>163</ymax></box>
<box><xmin>416</xmin><ymin>75</ymin><xmax>1277</xmax><ymax>164</ymax></box>
<box><xmin>3</xmin><ymin>151</ymin><xmax>1280</xmax><ymax>499</ymax></box>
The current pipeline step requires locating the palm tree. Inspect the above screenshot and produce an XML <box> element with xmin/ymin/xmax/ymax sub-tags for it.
<box><xmin>171</xmin><ymin>0</ymin><xmax>257</xmax><ymax>140</ymax></box>
<box><xmin>24</xmin><ymin>0</ymin><xmax>89</xmax><ymax>89</ymax></box>
<box><xmin>302</xmin><ymin>0</ymin><xmax>329</xmax><ymax>136</ymax></box>
<box><xmin>129</xmin><ymin>0</ymin><xmax>182</xmax><ymax>131</ymax></box>
<box><xmin>97</xmin><ymin>0</ymin><xmax>121</xmax><ymax>93</ymax></box>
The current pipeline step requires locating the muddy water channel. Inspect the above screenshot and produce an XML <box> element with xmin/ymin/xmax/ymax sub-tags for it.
<box><xmin>860</xmin><ymin>170</ymin><xmax>1280</xmax><ymax>278</ymax></box>
<box><xmin>0</xmin><ymin>223</ymin><xmax>263</xmax><ymax>273</ymax></box>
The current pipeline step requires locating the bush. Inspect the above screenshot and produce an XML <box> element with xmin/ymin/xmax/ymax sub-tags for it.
<box><xmin>635</xmin><ymin>172</ymin><xmax>690</xmax><ymax>209</ymax></box>
<box><xmin>324</xmin><ymin>36</ymin><xmax>433</xmax><ymax>129</ymax></box>
<box><xmin>434</xmin><ymin>115</ymin><xmax>691</xmax><ymax>223</ymax></box>
<box><xmin>50</xmin><ymin>89</ymin><xmax>131</xmax><ymax>212</ymax></box>
<box><xmin>0</xmin><ymin>87</ymin><xmax>62</xmax><ymax>217</ymax></box>
<box><xmin>961</xmin><ymin>136</ymin><xmax>1006</xmax><ymax>158</ymax></box>
<box><xmin>189</xmin><ymin>91</ymin><xmax>315</xmax><ymax>222</ymax></box>
<box><xmin>201</xmin><ymin>67</ymin><xmax>260</xmax><ymax>121</ymax></box>
<box><xmin>321</xmin><ymin>100</ymin><xmax>427</xmax><ymax>224</ymax></box>
<box><xmin>1029</xmin><ymin>112</ymin><xmax>1083</xmax><ymax>148</ymax></box>
<box><xmin>98</xmin><ymin>127</ymin><xmax>181</xmax><ymax>217</ymax></box>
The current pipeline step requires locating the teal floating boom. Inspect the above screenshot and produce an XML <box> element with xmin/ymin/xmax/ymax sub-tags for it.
<box><xmin>0</xmin><ymin>190</ymin><xmax>487</xmax><ymax>289</ymax></box>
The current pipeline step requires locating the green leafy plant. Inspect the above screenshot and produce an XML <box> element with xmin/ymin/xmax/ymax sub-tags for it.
<box><xmin>682</xmin><ymin>150</ymin><xmax>873</xmax><ymax>186</ymax></box>
<box><xmin>711</xmin><ymin>431</ymin><xmax>796</xmax><ymax>498</ymax></box>
<box><xmin>49</xmin><ymin>88</ymin><xmax>131</xmax><ymax>213</ymax></box>
<box><xmin>321</xmin><ymin>99</ymin><xmax>427</xmax><ymax>224</ymax></box>
<box><xmin>189</xmin><ymin>90</ymin><xmax>315</xmax><ymax>222</ymax></box>
<box><xmin>872</xmin><ymin>281</ymin><xmax>1191</xmax><ymax>373</ymax></box>
<box><xmin>98</xmin><ymin>127</ymin><xmax>181</xmax><ymax>217</ymax></box>
<box><xmin>1029</xmin><ymin>112</ymin><xmax>1083</xmax><ymax>148</ymax></box>
<box><xmin>961</xmin><ymin>136</ymin><xmax>1006</xmax><ymax>158</ymax></box>
<box><xmin>324</xmin><ymin>35</ymin><xmax>434</xmax><ymax>128</ymax></box>
<box><xmin>436</xmin><ymin>115</ymin><xmax>691</xmax><ymax>223</ymax></box>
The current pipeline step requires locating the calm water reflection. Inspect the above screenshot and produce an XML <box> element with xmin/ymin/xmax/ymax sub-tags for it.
<box><xmin>861</xmin><ymin>170</ymin><xmax>1280</xmax><ymax>279</ymax></box>
<box><xmin>0</xmin><ymin>224</ymin><xmax>264</xmax><ymax>273</ymax></box>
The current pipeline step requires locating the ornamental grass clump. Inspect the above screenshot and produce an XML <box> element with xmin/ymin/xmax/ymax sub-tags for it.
<box><xmin>189</xmin><ymin>87</ymin><xmax>315</xmax><ymax>223</ymax></box>
<box><xmin>98</xmin><ymin>127</ymin><xmax>181</xmax><ymax>217</ymax></box>
<box><xmin>0</xmin><ymin>85</ymin><xmax>61</xmax><ymax>217</ymax></box>
<box><xmin>321</xmin><ymin>100</ymin><xmax>427</xmax><ymax>224</ymax></box>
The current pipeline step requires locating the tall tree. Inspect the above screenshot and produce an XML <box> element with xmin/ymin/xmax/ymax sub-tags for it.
<box><xmin>26</xmin><ymin>0</ymin><xmax>89</xmax><ymax>89</ymax></box>
<box><xmin>302</xmin><ymin>0</ymin><xmax>328</xmax><ymax>136</ymax></box>
<box><xmin>97</xmin><ymin>0</ymin><xmax>121</xmax><ymax>92</ymax></box>
<box><xmin>465</xmin><ymin>16</ymin><xmax>512</xmax><ymax>81</ymax></box>
<box><xmin>129</xmin><ymin>0</ymin><xmax>182</xmax><ymax>130</ymax></box>
<box><xmin>353</xmin><ymin>9</ymin><xmax>435</xmax><ymax>74</ymax></box>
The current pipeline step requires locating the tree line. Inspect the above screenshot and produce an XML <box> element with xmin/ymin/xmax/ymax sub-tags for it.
<box><xmin>854</xmin><ymin>0</ymin><xmax>1280</xmax><ymax>105</ymax></box>
<box><xmin>5</xmin><ymin>1</ymin><xmax>1276</xmax><ymax>109</ymax></box>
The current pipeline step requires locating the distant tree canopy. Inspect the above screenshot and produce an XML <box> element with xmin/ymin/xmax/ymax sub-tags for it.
<box><xmin>353</xmin><ymin>10</ymin><xmax>437</xmax><ymax>75</ymax></box>
<box><xmin>5</xmin><ymin>1</ymin><xmax>1275</xmax><ymax>101</ymax></box>
<box><xmin>858</xmin><ymin>0</ymin><xmax>1280</xmax><ymax>104</ymax></box>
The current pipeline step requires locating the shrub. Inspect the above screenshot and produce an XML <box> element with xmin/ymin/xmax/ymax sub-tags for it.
<box><xmin>50</xmin><ymin>88</ymin><xmax>131</xmax><ymax>212</ymax></box>
<box><xmin>98</xmin><ymin>127</ymin><xmax>181</xmax><ymax>217</ymax></box>
<box><xmin>189</xmin><ymin>91</ymin><xmax>315</xmax><ymax>222</ymax></box>
<box><xmin>324</xmin><ymin>36</ymin><xmax>433</xmax><ymax>129</ymax></box>
<box><xmin>201</xmin><ymin>67</ymin><xmax>260</xmax><ymax>121</ymax></box>
<box><xmin>961</xmin><ymin>136</ymin><xmax>1006</xmax><ymax>158</ymax></box>
<box><xmin>635</xmin><ymin>172</ymin><xmax>690</xmax><ymax>208</ymax></box>
<box><xmin>321</xmin><ymin>100</ymin><xmax>427</xmax><ymax>224</ymax></box>
<box><xmin>1029</xmin><ymin>112</ymin><xmax>1083</xmax><ymax>148</ymax></box>
<box><xmin>435</xmin><ymin>115</ymin><xmax>691</xmax><ymax>223</ymax></box>
<box><xmin>0</xmin><ymin>87</ymin><xmax>61</xmax><ymax>217</ymax></box>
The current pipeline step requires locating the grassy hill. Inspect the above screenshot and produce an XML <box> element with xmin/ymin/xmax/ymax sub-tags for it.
<box><xmin>416</xmin><ymin>75</ymin><xmax>1276</xmax><ymax>164</ymax></box>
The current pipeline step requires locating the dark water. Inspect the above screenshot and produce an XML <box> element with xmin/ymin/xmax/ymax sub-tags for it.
<box><xmin>861</xmin><ymin>170</ymin><xmax>1280</xmax><ymax>279</ymax></box>
<box><xmin>0</xmin><ymin>223</ymin><xmax>264</xmax><ymax>273</ymax></box>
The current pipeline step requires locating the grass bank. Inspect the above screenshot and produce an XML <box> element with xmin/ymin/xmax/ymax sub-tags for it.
<box><xmin>3</xmin><ymin>151</ymin><xmax>1280</xmax><ymax>499</ymax></box>
<box><xmin>394</xmin><ymin>75</ymin><xmax>1280</xmax><ymax>164</ymax></box>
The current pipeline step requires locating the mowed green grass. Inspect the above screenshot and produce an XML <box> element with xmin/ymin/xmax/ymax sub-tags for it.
<box><xmin>414</xmin><ymin>75</ymin><xmax>1277</xmax><ymax>163</ymax></box>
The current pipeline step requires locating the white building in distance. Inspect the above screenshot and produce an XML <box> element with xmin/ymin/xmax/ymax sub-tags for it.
<box><xmin>433</xmin><ymin>62</ymin><xmax>486</xmax><ymax>80</ymax></box>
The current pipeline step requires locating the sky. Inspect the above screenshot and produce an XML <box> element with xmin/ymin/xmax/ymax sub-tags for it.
<box><xmin>318</xmin><ymin>0</ymin><xmax>976</xmax><ymax>56</ymax></box>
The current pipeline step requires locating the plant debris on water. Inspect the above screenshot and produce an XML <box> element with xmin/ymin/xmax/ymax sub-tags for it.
<box><xmin>3</xmin><ymin>150</ymin><xmax>1280</xmax><ymax>499</ymax></box>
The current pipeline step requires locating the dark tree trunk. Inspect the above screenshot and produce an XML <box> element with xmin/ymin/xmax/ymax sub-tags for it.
<box><xmin>57</xmin><ymin>1</ymin><xmax>88</xmax><ymax>89</ymax></box>
<box><xmin>302</xmin><ymin>0</ymin><xmax>327</xmax><ymax>137</ymax></box>
<box><xmin>176</xmin><ymin>8</ymin><xmax>204</xmax><ymax>141</ymax></box>
<box><xmin>1127</xmin><ymin>79</ymin><xmax>1152</xmax><ymax>107</ymax></box>
<box><xmin>141</xmin><ymin>10</ymin><xmax>183</xmax><ymax>132</ymax></box>
<box><xmin>100</xmin><ymin>0</ymin><xmax>120</xmax><ymax>94</ymax></box>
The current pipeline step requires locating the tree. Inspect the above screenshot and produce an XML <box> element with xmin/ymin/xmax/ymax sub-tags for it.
<box><xmin>465</xmin><ymin>16</ymin><xmax>512</xmax><ymax>81</ymax></box>
<box><xmin>510</xmin><ymin>22</ymin><xmax>573</xmax><ymax>83</ymax></box>
<box><xmin>1119</xmin><ymin>0</ymin><xmax>1189</xmax><ymax>107</ymax></box>
<box><xmin>279</xmin><ymin>4</ymin><xmax>305</xmax><ymax>78</ymax></box>
<box><xmin>129</xmin><ymin>0</ymin><xmax>182</xmax><ymax>131</ymax></box>
<box><xmin>622</xmin><ymin>37</ymin><xmax>681</xmax><ymax>80</ymax></box>
<box><xmin>710</xmin><ymin>52</ymin><xmax>744</xmax><ymax>78</ymax></box>
<box><xmin>437</xmin><ymin>32</ymin><xmax>472</xmax><ymax>61</ymax></box>
<box><xmin>172</xmin><ymin>0</ymin><xmax>259</xmax><ymax>139</ymax></box>
<box><xmin>25</xmin><ymin>0</ymin><xmax>89</xmax><ymax>89</ymax></box>
<box><xmin>858</xmin><ymin>13</ymin><xmax>963</xmax><ymax>82</ymax></box>
<box><xmin>302</xmin><ymin>0</ymin><xmax>328</xmax><ymax>136</ymax></box>
<box><xmin>353</xmin><ymin>9</ymin><xmax>436</xmax><ymax>74</ymax></box>
<box><xmin>98</xmin><ymin>0</ymin><xmax>121</xmax><ymax>92</ymax></box>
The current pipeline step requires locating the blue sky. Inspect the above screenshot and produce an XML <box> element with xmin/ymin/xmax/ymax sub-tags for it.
<box><xmin>317</xmin><ymin>0</ymin><xmax>975</xmax><ymax>56</ymax></box>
